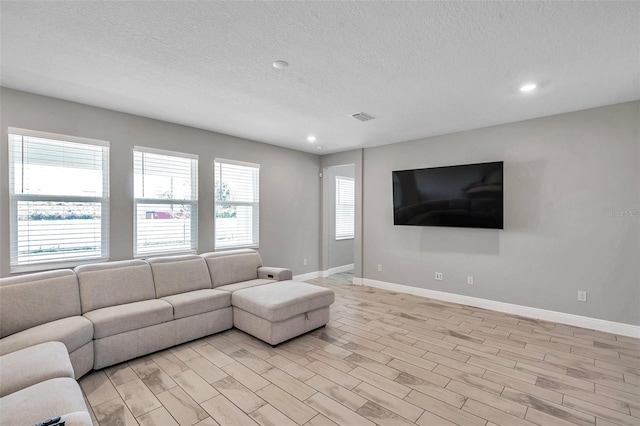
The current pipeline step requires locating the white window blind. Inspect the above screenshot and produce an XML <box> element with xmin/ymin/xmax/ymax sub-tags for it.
<box><xmin>335</xmin><ymin>176</ymin><xmax>355</xmax><ymax>240</ymax></box>
<box><xmin>214</xmin><ymin>159</ymin><xmax>259</xmax><ymax>249</ymax></box>
<box><xmin>8</xmin><ymin>128</ymin><xmax>109</xmax><ymax>271</ymax></box>
<box><xmin>134</xmin><ymin>147</ymin><xmax>198</xmax><ymax>256</ymax></box>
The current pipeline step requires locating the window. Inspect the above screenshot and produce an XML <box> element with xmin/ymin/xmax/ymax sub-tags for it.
<box><xmin>8</xmin><ymin>128</ymin><xmax>109</xmax><ymax>271</ymax></box>
<box><xmin>134</xmin><ymin>147</ymin><xmax>198</xmax><ymax>256</ymax></box>
<box><xmin>214</xmin><ymin>159</ymin><xmax>259</xmax><ymax>249</ymax></box>
<box><xmin>335</xmin><ymin>176</ymin><xmax>355</xmax><ymax>240</ymax></box>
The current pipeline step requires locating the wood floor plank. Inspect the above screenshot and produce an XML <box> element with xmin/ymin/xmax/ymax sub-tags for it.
<box><xmin>266</xmin><ymin>354</ymin><xmax>316</xmax><ymax>382</ymax></box>
<box><xmin>200</xmin><ymin>394</ymin><xmax>259</xmax><ymax>426</ymax></box>
<box><xmin>80</xmin><ymin>371</ymin><xmax>120</xmax><ymax>408</ymax></box>
<box><xmin>563</xmin><ymin>395</ymin><xmax>638</xmax><ymax>426</ymax></box>
<box><xmin>357</xmin><ymin>401</ymin><xmax>419</xmax><ymax>426</ymax></box>
<box><xmin>461</xmin><ymin>398</ymin><xmax>537</xmax><ymax>426</ymax></box>
<box><xmin>404</xmin><ymin>389</ymin><xmax>486</xmax><ymax>426</ymax></box>
<box><xmin>183</xmin><ymin>356</ymin><xmax>228</xmax><ymax>384</ymax></box>
<box><xmin>129</xmin><ymin>358</ymin><xmax>177</xmax><ymax>394</ymax></box>
<box><xmin>350</xmin><ymin>366</ymin><xmax>411</xmax><ymax>398</ymax></box>
<box><xmin>415</xmin><ymin>409</ymin><xmax>457</xmax><ymax>426</ymax></box>
<box><xmin>305</xmin><ymin>392</ymin><xmax>375</xmax><ymax>426</ymax></box>
<box><xmin>173</xmin><ymin>370</ymin><xmax>219</xmax><ymax>404</ymax></box>
<box><xmin>92</xmin><ymin>397</ymin><xmax>138</xmax><ymax>426</ymax></box>
<box><xmin>137</xmin><ymin>406</ymin><xmax>180</xmax><ymax>426</ymax></box>
<box><xmin>305</xmin><ymin>374</ymin><xmax>368</xmax><ymax>411</ymax></box>
<box><xmin>500</xmin><ymin>387</ymin><xmax>596</xmax><ymax>426</ymax></box>
<box><xmin>344</xmin><ymin>352</ymin><xmax>401</xmax><ymax>379</ymax></box>
<box><xmin>212</xmin><ymin>375</ymin><xmax>266</xmax><ymax>413</ymax></box>
<box><xmin>222</xmin><ymin>360</ymin><xmax>270</xmax><ymax>392</ymax></box>
<box><xmin>256</xmin><ymin>384</ymin><xmax>318</xmax><ymax>425</ymax></box>
<box><xmin>262</xmin><ymin>366</ymin><xmax>317</xmax><ymax>400</ymax></box>
<box><xmin>388</xmin><ymin>358</ymin><xmax>450</xmax><ymax>387</ymax></box>
<box><xmin>250</xmin><ymin>404</ymin><xmax>299</xmax><ymax>426</ymax></box>
<box><xmin>104</xmin><ymin>364</ymin><xmax>138</xmax><ymax>387</ymax></box>
<box><xmin>433</xmin><ymin>364</ymin><xmax>505</xmax><ymax>395</ymax></box>
<box><xmin>446</xmin><ymin>380</ymin><xmax>528</xmax><ymax>417</ymax></box>
<box><xmin>482</xmin><ymin>370</ymin><xmax>564</xmax><ymax>404</ymax></box>
<box><xmin>116</xmin><ymin>378</ymin><xmax>163</xmax><ymax>417</ymax></box>
<box><xmin>156</xmin><ymin>386</ymin><xmax>209</xmax><ymax>426</ymax></box>
<box><xmin>306</xmin><ymin>360</ymin><xmax>362</xmax><ymax>390</ymax></box>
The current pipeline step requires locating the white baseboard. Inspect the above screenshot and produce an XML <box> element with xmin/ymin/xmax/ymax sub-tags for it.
<box><xmin>321</xmin><ymin>264</ymin><xmax>355</xmax><ymax>278</ymax></box>
<box><xmin>352</xmin><ymin>277</ymin><xmax>363</xmax><ymax>285</ymax></box>
<box><xmin>362</xmin><ymin>278</ymin><xmax>640</xmax><ymax>338</ymax></box>
<box><xmin>294</xmin><ymin>264</ymin><xmax>355</xmax><ymax>282</ymax></box>
<box><xmin>293</xmin><ymin>271</ymin><xmax>321</xmax><ymax>281</ymax></box>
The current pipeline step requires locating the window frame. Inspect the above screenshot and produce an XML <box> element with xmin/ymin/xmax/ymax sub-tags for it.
<box><xmin>133</xmin><ymin>146</ymin><xmax>199</xmax><ymax>257</ymax></box>
<box><xmin>335</xmin><ymin>175</ymin><xmax>355</xmax><ymax>240</ymax></box>
<box><xmin>214</xmin><ymin>158</ymin><xmax>260</xmax><ymax>250</ymax></box>
<box><xmin>8</xmin><ymin>127</ymin><xmax>110</xmax><ymax>273</ymax></box>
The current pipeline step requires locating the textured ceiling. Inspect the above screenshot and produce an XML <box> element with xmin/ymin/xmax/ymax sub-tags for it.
<box><xmin>1</xmin><ymin>1</ymin><xmax>639</xmax><ymax>154</ymax></box>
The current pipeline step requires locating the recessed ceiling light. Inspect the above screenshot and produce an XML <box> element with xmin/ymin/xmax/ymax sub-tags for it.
<box><xmin>520</xmin><ymin>83</ymin><xmax>537</xmax><ymax>92</ymax></box>
<box><xmin>307</xmin><ymin>135</ymin><xmax>317</xmax><ymax>143</ymax></box>
<box><xmin>273</xmin><ymin>60</ymin><xmax>288</xmax><ymax>69</ymax></box>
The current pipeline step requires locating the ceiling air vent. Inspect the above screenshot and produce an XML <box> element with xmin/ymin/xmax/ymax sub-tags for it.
<box><xmin>350</xmin><ymin>112</ymin><xmax>375</xmax><ymax>122</ymax></box>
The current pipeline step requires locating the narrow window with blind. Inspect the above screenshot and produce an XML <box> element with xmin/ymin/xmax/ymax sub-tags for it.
<box><xmin>335</xmin><ymin>176</ymin><xmax>355</xmax><ymax>240</ymax></box>
<box><xmin>134</xmin><ymin>147</ymin><xmax>198</xmax><ymax>256</ymax></box>
<box><xmin>214</xmin><ymin>159</ymin><xmax>259</xmax><ymax>249</ymax></box>
<box><xmin>8</xmin><ymin>128</ymin><xmax>110</xmax><ymax>272</ymax></box>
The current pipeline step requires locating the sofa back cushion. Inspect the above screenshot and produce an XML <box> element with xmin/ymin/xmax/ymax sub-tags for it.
<box><xmin>0</xmin><ymin>270</ymin><xmax>81</xmax><ymax>338</ymax></box>
<box><xmin>147</xmin><ymin>255</ymin><xmax>212</xmax><ymax>298</ymax></box>
<box><xmin>201</xmin><ymin>249</ymin><xmax>263</xmax><ymax>288</ymax></box>
<box><xmin>75</xmin><ymin>260</ymin><xmax>155</xmax><ymax>313</ymax></box>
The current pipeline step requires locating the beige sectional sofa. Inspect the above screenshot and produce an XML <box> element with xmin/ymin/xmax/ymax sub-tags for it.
<box><xmin>0</xmin><ymin>249</ymin><xmax>333</xmax><ymax>426</ymax></box>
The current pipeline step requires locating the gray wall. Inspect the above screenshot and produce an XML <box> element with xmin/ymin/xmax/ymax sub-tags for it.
<box><xmin>325</xmin><ymin>165</ymin><xmax>355</xmax><ymax>269</ymax></box>
<box><xmin>362</xmin><ymin>101</ymin><xmax>640</xmax><ymax>325</ymax></box>
<box><xmin>320</xmin><ymin>150</ymin><xmax>363</xmax><ymax>277</ymax></box>
<box><xmin>0</xmin><ymin>88</ymin><xmax>321</xmax><ymax>277</ymax></box>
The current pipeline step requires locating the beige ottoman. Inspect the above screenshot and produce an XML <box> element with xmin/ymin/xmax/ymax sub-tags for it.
<box><xmin>232</xmin><ymin>281</ymin><xmax>335</xmax><ymax>345</ymax></box>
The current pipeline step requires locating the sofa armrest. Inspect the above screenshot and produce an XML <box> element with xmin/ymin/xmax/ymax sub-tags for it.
<box><xmin>258</xmin><ymin>267</ymin><xmax>293</xmax><ymax>281</ymax></box>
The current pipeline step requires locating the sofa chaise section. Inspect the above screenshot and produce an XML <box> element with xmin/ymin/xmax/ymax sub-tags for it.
<box><xmin>76</xmin><ymin>260</ymin><xmax>174</xmax><ymax>369</ymax></box>
<box><xmin>201</xmin><ymin>249</ymin><xmax>292</xmax><ymax>292</ymax></box>
<box><xmin>147</xmin><ymin>255</ymin><xmax>233</xmax><ymax>345</ymax></box>
<box><xmin>0</xmin><ymin>269</ymin><xmax>94</xmax><ymax>378</ymax></box>
<box><xmin>232</xmin><ymin>280</ymin><xmax>335</xmax><ymax>346</ymax></box>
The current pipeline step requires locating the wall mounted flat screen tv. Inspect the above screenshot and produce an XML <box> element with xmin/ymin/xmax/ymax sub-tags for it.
<box><xmin>393</xmin><ymin>161</ymin><xmax>503</xmax><ymax>229</ymax></box>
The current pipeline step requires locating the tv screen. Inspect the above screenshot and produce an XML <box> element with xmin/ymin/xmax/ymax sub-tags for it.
<box><xmin>393</xmin><ymin>161</ymin><xmax>503</xmax><ymax>229</ymax></box>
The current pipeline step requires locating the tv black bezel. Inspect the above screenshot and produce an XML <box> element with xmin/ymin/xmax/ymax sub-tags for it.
<box><xmin>392</xmin><ymin>161</ymin><xmax>504</xmax><ymax>230</ymax></box>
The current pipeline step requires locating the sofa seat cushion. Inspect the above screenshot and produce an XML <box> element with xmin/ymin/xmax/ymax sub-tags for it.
<box><xmin>232</xmin><ymin>281</ymin><xmax>335</xmax><ymax>322</ymax></box>
<box><xmin>0</xmin><ymin>377</ymin><xmax>91</xmax><ymax>426</ymax></box>
<box><xmin>0</xmin><ymin>341</ymin><xmax>74</xmax><ymax>398</ymax></box>
<box><xmin>0</xmin><ymin>316</ymin><xmax>93</xmax><ymax>357</ymax></box>
<box><xmin>217</xmin><ymin>279</ymin><xmax>275</xmax><ymax>293</ymax></box>
<box><xmin>84</xmin><ymin>300</ymin><xmax>173</xmax><ymax>339</ymax></box>
<box><xmin>161</xmin><ymin>289</ymin><xmax>231</xmax><ymax>320</ymax></box>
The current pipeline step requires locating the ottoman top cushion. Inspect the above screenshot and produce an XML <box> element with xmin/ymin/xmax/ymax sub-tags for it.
<box><xmin>232</xmin><ymin>281</ymin><xmax>334</xmax><ymax>322</ymax></box>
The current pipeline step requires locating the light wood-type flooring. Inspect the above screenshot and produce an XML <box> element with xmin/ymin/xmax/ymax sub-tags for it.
<box><xmin>79</xmin><ymin>275</ymin><xmax>640</xmax><ymax>426</ymax></box>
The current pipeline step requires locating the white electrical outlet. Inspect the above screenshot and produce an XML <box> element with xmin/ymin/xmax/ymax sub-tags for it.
<box><xmin>377</xmin><ymin>264</ymin><xmax>383</xmax><ymax>272</ymax></box>
<box><xmin>577</xmin><ymin>291</ymin><xmax>587</xmax><ymax>302</ymax></box>
<box><xmin>467</xmin><ymin>276</ymin><xmax>474</xmax><ymax>285</ymax></box>
<box><xmin>303</xmin><ymin>259</ymin><xmax>307</xmax><ymax>266</ymax></box>
<box><xmin>435</xmin><ymin>272</ymin><xmax>443</xmax><ymax>281</ymax></box>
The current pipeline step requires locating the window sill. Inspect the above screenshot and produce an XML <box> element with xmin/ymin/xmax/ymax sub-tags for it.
<box><xmin>10</xmin><ymin>257</ymin><xmax>110</xmax><ymax>275</ymax></box>
<box><xmin>134</xmin><ymin>249</ymin><xmax>198</xmax><ymax>259</ymax></box>
<box><xmin>214</xmin><ymin>245</ymin><xmax>259</xmax><ymax>251</ymax></box>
